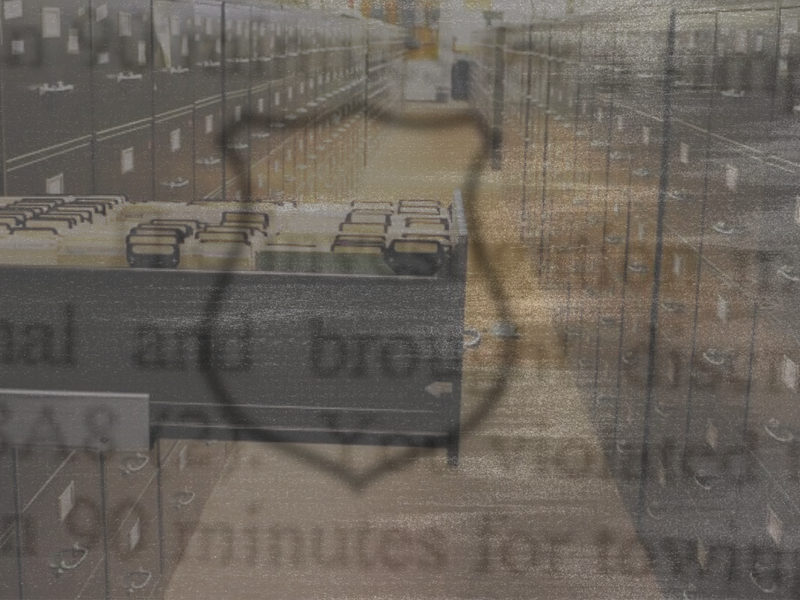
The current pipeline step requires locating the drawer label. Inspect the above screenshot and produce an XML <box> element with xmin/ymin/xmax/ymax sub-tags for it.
<box><xmin>0</xmin><ymin>388</ymin><xmax>149</xmax><ymax>451</ymax></box>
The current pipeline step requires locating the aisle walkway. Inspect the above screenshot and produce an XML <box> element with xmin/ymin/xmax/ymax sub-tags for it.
<box><xmin>165</xmin><ymin>103</ymin><xmax>663</xmax><ymax>600</ymax></box>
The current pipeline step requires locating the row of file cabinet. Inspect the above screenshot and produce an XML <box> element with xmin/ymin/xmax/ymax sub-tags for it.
<box><xmin>0</xmin><ymin>439</ymin><xmax>228</xmax><ymax>599</ymax></box>
<box><xmin>0</xmin><ymin>0</ymin><xmax>405</xmax><ymax>201</ymax></box>
<box><xmin>470</xmin><ymin>10</ymin><xmax>800</xmax><ymax>600</ymax></box>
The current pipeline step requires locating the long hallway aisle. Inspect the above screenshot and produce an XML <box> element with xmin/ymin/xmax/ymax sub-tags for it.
<box><xmin>164</xmin><ymin>103</ymin><xmax>664</xmax><ymax>600</ymax></box>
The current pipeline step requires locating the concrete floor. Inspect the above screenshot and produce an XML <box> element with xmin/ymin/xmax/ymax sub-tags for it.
<box><xmin>165</xmin><ymin>103</ymin><xmax>664</xmax><ymax>599</ymax></box>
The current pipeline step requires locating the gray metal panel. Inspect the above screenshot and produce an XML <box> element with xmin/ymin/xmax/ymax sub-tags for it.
<box><xmin>0</xmin><ymin>0</ymin><xmax>93</xmax><ymax>159</ymax></box>
<box><xmin>0</xmin><ymin>450</ymin><xmax>18</xmax><ymax>600</ymax></box>
<box><xmin>94</xmin><ymin>122</ymin><xmax>154</xmax><ymax>202</ymax></box>
<box><xmin>5</xmin><ymin>143</ymin><xmax>93</xmax><ymax>195</ymax></box>
<box><xmin>91</xmin><ymin>0</ymin><xmax>153</xmax><ymax>131</ymax></box>
<box><xmin>153</xmin><ymin>0</ymin><xmax>194</xmax><ymax>114</ymax></box>
<box><xmin>194</xmin><ymin>99</ymin><xmax>224</xmax><ymax>200</ymax></box>
<box><xmin>104</xmin><ymin>447</ymin><xmax>159</xmax><ymax>536</ymax></box>
<box><xmin>107</xmin><ymin>474</ymin><xmax>160</xmax><ymax>600</ymax></box>
<box><xmin>154</xmin><ymin>110</ymin><xmax>194</xmax><ymax>202</ymax></box>
<box><xmin>193</xmin><ymin>1</ymin><xmax>223</xmax><ymax>103</ymax></box>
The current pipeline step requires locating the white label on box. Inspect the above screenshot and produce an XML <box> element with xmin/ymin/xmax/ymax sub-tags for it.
<box><xmin>257</xmin><ymin>174</ymin><xmax>264</xmax><ymax>189</ymax></box>
<box><xmin>726</xmin><ymin>164</ymin><xmax>738</xmax><ymax>191</ymax></box>
<box><xmin>680</xmin><ymin>142</ymin><xmax>689</xmax><ymax>164</ymax></box>
<box><xmin>179</xmin><ymin>444</ymin><xmax>188</xmax><ymax>471</ymax></box>
<box><xmin>11</xmin><ymin>40</ymin><xmax>24</xmax><ymax>55</ymax></box>
<box><xmin>42</xmin><ymin>7</ymin><xmax>61</xmax><ymax>39</ymax></box>
<box><xmin>234</xmin><ymin>105</ymin><xmax>242</xmax><ymax>122</ymax></box>
<box><xmin>782</xmin><ymin>38</ymin><xmax>791</xmax><ymax>58</ymax></box>
<box><xmin>3</xmin><ymin>0</ymin><xmax>21</xmax><ymax>20</ymax></box>
<box><xmin>129</xmin><ymin>517</ymin><xmax>141</xmax><ymax>551</ymax></box>
<box><xmin>170</xmin><ymin>129</ymin><xmax>181</xmax><ymax>152</ymax></box>
<box><xmin>205</xmin><ymin>113</ymin><xmax>213</xmax><ymax>134</ymax></box>
<box><xmin>673</xmin><ymin>253</ymin><xmax>683</xmax><ymax>276</ymax></box>
<box><xmin>706</xmin><ymin>419</ymin><xmax>718</xmax><ymax>451</ymax></box>
<box><xmin>59</xmin><ymin>481</ymin><xmax>75</xmax><ymax>521</ymax></box>
<box><xmin>138</xmin><ymin>40</ymin><xmax>146</xmax><ymax>65</ymax></box>
<box><xmin>98</xmin><ymin>51</ymin><xmax>109</xmax><ymax>65</ymax></box>
<box><xmin>274</xmin><ymin>92</ymin><xmax>280</xmax><ymax>106</ymax></box>
<box><xmin>735</xmin><ymin>31</ymin><xmax>747</xmax><ymax>53</ymax></box>
<box><xmin>171</xmin><ymin>16</ymin><xmax>181</xmax><ymax>35</ymax></box>
<box><xmin>181</xmin><ymin>34</ymin><xmax>188</xmax><ymax>56</ymax></box>
<box><xmin>258</xmin><ymin>98</ymin><xmax>264</xmax><ymax>113</ymax></box>
<box><xmin>782</xmin><ymin>355</ymin><xmax>798</xmax><ymax>391</ymax></box>
<box><xmin>68</xmin><ymin>30</ymin><xmax>79</xmax><ymax>54</ymax></box>
<box><xmin>717</xmin><ymin>296</ymin><xmax>728</xmax><ymax>323</ymax></box>
<box><xmin>768</xmin><ymin>507</ymin><xmax>783</xmax><ymax>546</ymax></box>
<box><xmin>596</xmin><ymin>108</ymin><xmax>603</xmax><ymax>122</ymax></box>
<box><xmin>616</xmin><ymin>115</ymin><xmax>624</xmax><ymax>131</ymax></box>
<box><xmin>95</xmin><ymin>3</ymin><xmax>107</xmax><ymax>21</ymax></box>
<box><xmin>46</xmin><ymin>173</ymin><xmax>64</xmax><ymax>194</ymax></box>
<box><xmin>119</xmin><ymin>12</ymin><xmax>132</xmax><ymax>37</ymax></box>
<box><xmin>121</xmin><ymin>147</ymin><xmax>134</xmax><ymax>174</ymax></box>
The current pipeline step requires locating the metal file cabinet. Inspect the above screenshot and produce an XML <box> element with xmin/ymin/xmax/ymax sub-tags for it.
<box><xmin>222</xmin><ymin>2</ymin><xmax>251</xmax><ymax>200</ymax></box>
<box><xmin>152</xmin><ymin>0</ymin><xmax>194</xmax><ymax>115</ymax></box>
<box><xmin>777</xmin><ymin>7</ymin><xmax>800</xmax><ymax>115</ymax></box>
<box><xmin>193</xmin><ymin>1</ymin><xmax>223</xmax><ymax>201</ymax></box>
<box><xmin>0</xmin><ymin>0</ymin><xmax>93</xmax><ymax>160</ymax></box>
<box><xmin>662</xmin><ymin>126</ymin><xmax>708</xmax><ymax>250</ymax></box>
<box><xmin>94</xmin><ymin>122</ymin><xmax>154</xmax><ymax>202</ymax></box>
<box><xmin>90</xmin><ymin>0</ymin><xmax>152</xmax><ymax>131</ymax></box>
<box><xmin>107</xmin><ymin>473</ymin><xmax>161</xmax><ymax>599</ymax></box>
<box><xmin>158</xmin><ymin>439</ymin><xmax>225</xmax><ymax>582</ymax></box>
<box><xmin>711</xmin><ymin>9</ymin><xmax>778</xmax><ymax>144</ymax></box>
<box><xmin>5</xmin><ymin>143</ymin><xmax>93</xmax><ymax>196</ymax></box>
<box><xmin>18</xmin><ymin>450</ymin><xmax>104</xmax><ymax>600</ymax></box>
<box><xmin>154</xmin><ymin>110</ymin><xmax>194</xmax><ymax>203</ymax></box>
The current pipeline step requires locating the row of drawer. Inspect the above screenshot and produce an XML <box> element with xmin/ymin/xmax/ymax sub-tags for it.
<box><xmin>0</xmin><ymin>0</ymin><xmax>403</xmax><ymax>160</ymax></box>
<box><xmin>479</xmin><ymin>19</ymin><xmax>800</xmax><ymax>597</ymax></box>
<box><xmin>3</xmin><ymin>76</ymin><xmax>401</xmax><ymax>202</ymax></box>
<box><xmin>0</xmin><ymin>439</ymin><xmax>227</xmax><ymax>599</ymax></box>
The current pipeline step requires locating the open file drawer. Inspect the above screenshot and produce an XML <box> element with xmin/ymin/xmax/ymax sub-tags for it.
<box><xmin>0</xmin><ymin>192</ymin><xmax>468</xmax><ymax>464</ymax></box>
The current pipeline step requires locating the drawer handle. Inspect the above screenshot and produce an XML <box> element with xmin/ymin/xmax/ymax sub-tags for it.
<box><xmin>777</xmin><ymin>265</ymin><xmax>800</xmax><ymax>282</ymax></box>
<box><xmin>226</xmin><ymin>58</ymin><xmax>250</xmax><ymax>64</ymax></box>
<box><xmin>712</xmin><ymin>221</ymin><xmax>735</xmax><ymax>235</ymax></box>
<box><xmin>196</xmin><ymin>157</ymin><xmax>221</xmax><ymax>166</ymax></box>
<box><xmin>126</xmin><ymin>567</ymin><xmax>153</xmax><ymax>593</ymax></box>
<box><xmin>750</xmin><ymin>568</ymin><xmax>777</xmax><ymax>594</ymax></box>
<box><xmin>109</xmin><ymin>72</ymin><xmax>143</xmax><ymax>83</ymax></box>
<box><xmin>252</xmin><ymin>132</ymin><xmax>270</xmax><ymax>139</ymax></box>
<box><xmin>163</xmin><ymin>66</ymin><xmax>190</xmax><ymax>75</ymax></box>
<box><xmin>628</xmin><ymin>262</ymin><xmax>648</xmax><ymax>274</ymax></box>
<box><xmin>227</xmin><ymin>143</ymin><xmax>248</xmax><ymax>151</ymax></box>
<box><xmin>702</xmin><ymin>349</ymin><xmax>727</xmax><ymax>366</ymax></box>
<box><xmin>174</xmin><ymin>490</ymin><xmax>196</xmax><ymax>508</ymax></box>
<box><xmin>693</xmin><ymin>471</ymin><xmax>715</xmax><ymax>491</ymax></box>
<box><xmin>34</xmin><ymin>81</ymin><xmax>75</xmax><ymax>95</ymax></box>
<box><xmin>121</xmin><ymin>453</ymin><xmax>150</xmax><ymax>476</ymax></box>
<box><xmin>463</xmin><ymin>328</ymin><xmax>481</xmax><ymax>350</ymax></box>
<box><xmin>197</xmin><ymin>60</ymin><xmax>221</xmax><ymax>68</ymax></box>
<box><xmin>162</xmin><ymin>178</ymin><xmax>189</xmax><ymax>189</ymax></box>
<box><xmin>765</xmin><ymin>419</ymin><xmax>794</xmax><ymax>443</ymax></box>
<box><xmin>49</xmin><ymin>543</ymin><xmax>88</xmax><ymax>575</ymax></box>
